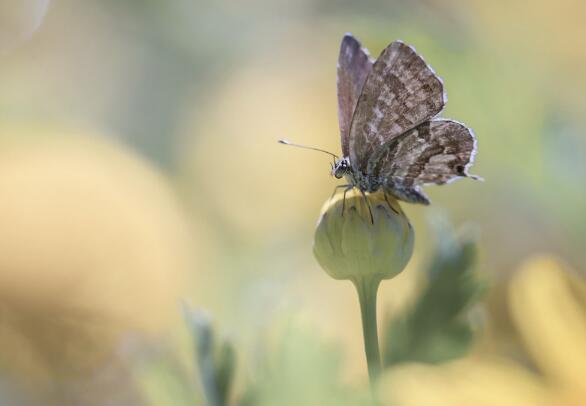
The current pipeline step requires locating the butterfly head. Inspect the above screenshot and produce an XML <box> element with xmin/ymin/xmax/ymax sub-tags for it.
<box><xmin>332</xmin><ymin>157</ymin><xmax>351</xmax><ymax>179</ymax></box>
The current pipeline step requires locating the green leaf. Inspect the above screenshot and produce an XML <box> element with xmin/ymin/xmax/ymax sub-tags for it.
<box><xmin>382</xmin><ymin>223</ymin><xmax>485</xmax><ymax>367</ymax></box>
<box><xmin>215</xmin><ymin>340</ymin><xmax>236</xmax><ymax>406</ymax></box>
<box><xmin>184</xmin><ymin>307</ymin><xmax>237</xmax><ymax>406</ymax></box>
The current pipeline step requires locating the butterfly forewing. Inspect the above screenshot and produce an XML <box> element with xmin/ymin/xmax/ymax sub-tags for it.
<box><xmin>337</xmin><ymin>34</ymin><xmax>373</xmax><ymax>157</ymax></box>
<box><xmin>373</xmin><ymin>119</ymin><xmax>476</xmax><ymax>203</ymax></box>
<box><xmin>349</xmin><ymin>41</ymin><xmax>445</xmax><ymax>174</ymax></box>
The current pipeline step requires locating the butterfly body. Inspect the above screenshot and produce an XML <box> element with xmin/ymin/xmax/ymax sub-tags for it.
<box><xmin>335</xmin><ymin>34</ymin><xmax>478</xmax><ymax>205</ymax></box>
<box><xmin>332</xmin><ymin>157</ymin><xmax>378</xmax><ymax>192</ymax></box>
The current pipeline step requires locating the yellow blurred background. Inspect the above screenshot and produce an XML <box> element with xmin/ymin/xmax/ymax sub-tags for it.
<box><xmin>0</xmin><ymin>0</ymin><xmax>585</xmax><ymax>405</ymax></box>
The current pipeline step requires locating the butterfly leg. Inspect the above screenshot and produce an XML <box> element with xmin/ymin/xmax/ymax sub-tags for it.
<box><xmin>341</xmin><ymin>185</ymin><xmax>353</xmax><ymax>217</ymax></box>
<box><xmin>359</xmin><ymin>189</ymin><xmax>374</xmax><ymax>224</ymax></box>
<box><xmin>383</xmin><ymin>191</ymin><xmax>400</xmax><ymax>214</ymax></box>
<box><xmin>330</xmin><ymin>184</ymin><xmax>352</xmax><ymax>200</ymax></box>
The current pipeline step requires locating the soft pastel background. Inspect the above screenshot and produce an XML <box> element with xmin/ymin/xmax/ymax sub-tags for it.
<box><xmin>0</xmin><ymin>0</ymin><xmax>585</xmax><ymax>405</ymax></box>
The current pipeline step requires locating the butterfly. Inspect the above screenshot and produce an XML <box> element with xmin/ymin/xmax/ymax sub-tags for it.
<box><xmin>281</xmin><ymin>34</ymin><xmax>478</xmax><ymax>219</ymax></box>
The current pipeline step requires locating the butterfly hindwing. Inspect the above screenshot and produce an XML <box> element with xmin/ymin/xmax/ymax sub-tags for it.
<box><xmin>348</xmin><ymin>41</ymin><xmax>445</xmax><ymax>173</ymax></box>
<box><xmin>337</xmin><ymin>34</ymin><xmax>373</xmax><ymax>157</ymax></box>
<box><xmin>373</xmin><ymin>119</ymin><xmax>477</xmax><ymax>204</ymax></box>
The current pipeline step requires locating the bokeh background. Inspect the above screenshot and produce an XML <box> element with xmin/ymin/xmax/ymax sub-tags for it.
<box><xmin>0</xmin><ymin>0</ymin><xmax>585</xmax><ymax>405</ymax></box>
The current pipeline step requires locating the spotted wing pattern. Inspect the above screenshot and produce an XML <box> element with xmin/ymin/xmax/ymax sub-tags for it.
<box><xmin>372</xmin><ymin>119</ymin><xmax>477</xmax><ymax>204</ymax></box>
<box><xmin>349</xmin><ymin>41</ymin><xmax>445</xmax><ymax>173</ymax></box>
<box><xmin>337</xmin><ymin>34</ymin><xmax>373</xmax><ymax>157</ymax></box>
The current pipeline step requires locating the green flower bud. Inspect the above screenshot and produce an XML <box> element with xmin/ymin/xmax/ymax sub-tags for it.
<box><xmin>313</xmin><ymin>190</ymin><xmax>414</xmax><ymax>282</ymax></box>
<box><xmin>313</xmin><ymin>190</ymin><xmax>415</xmax><ymax>383</ymax></box>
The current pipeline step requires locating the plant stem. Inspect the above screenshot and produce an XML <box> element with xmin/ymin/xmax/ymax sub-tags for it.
<box><xmin>353</xmin><ymin>276</ymin><xmax>381</xmax><ymax>386</ymax></box>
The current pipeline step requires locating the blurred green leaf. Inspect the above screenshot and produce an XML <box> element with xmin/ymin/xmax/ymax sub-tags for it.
<box><xmin>215</xmin><ymin>341</ymin><xmax>237</xmax><ymax>406</ymax></box>
<box><xmin>382</xmin><ymin>223</ymin><xmax>484</xmax><ymax>367</ymax></box>
<box><xmin>184</xmin><ymin>307</ymin><xmax>237</xmax><ymax>406</ymax></box>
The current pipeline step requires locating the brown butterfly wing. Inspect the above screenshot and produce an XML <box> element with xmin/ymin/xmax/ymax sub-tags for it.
<box><xmin>373</xmin><ymin>119</ymin><xmax>477</xmax><ymax>204</ymax></box>
<box><xmin>349</xmin><ymin>41</ymin><xmax>445</xmax><ymax>173</ymax></box>
<box><xmin>337</xmin><ymin>34</ymin><xmax>373</xmax><ymax>157</ymax></box>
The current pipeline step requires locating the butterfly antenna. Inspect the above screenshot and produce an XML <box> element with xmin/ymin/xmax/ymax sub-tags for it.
<box><xmin>278</xmin><ymin>139</ymin><xmax>338</xmax><ymax>159</ymax></box>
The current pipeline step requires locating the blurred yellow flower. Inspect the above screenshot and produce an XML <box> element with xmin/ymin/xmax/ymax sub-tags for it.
<box><xmin>378</xmin><ymin>256</ymin><xmax>586</xmax><ymax>406</ymax></box>
<box><xmin>0</xmin><ymin>127</ymin><xmax>196</xmax><ymax>402</ymax></box>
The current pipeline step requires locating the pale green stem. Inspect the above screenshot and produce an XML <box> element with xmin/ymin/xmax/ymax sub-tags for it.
<box><xmin>353</xmin><ymin>276</ymin><xmax>381</xmax><ymax>386</ymax></box>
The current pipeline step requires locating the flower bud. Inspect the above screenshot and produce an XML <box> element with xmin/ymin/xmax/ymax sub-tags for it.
<box><xmin>313</xmin><ymin>190</ymin><xmax>414</xmax><ymax>282</ymax></box>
